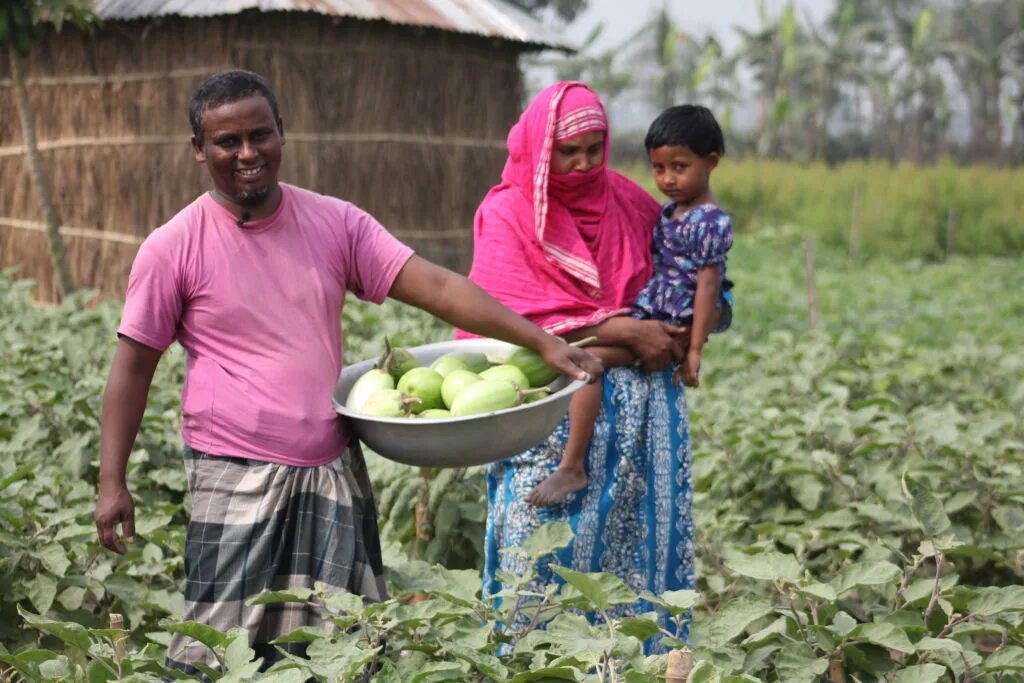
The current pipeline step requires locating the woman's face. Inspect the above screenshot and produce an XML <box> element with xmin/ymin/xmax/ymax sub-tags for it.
<box><xmin>550</xmin><ymin>131</ymin><xmax>605</xmax><ymax>175</ymax></box>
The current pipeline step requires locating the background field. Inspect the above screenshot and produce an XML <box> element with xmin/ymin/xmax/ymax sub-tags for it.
<box><xmin>3</xmin><ymin>196</ymin><xmax>1022</xmax><ymax>678</ymax></box>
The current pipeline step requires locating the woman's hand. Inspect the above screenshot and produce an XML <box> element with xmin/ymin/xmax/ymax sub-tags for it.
<box><xmin>629</xmin><ymin>319</ymin><xmax>691</xmax><ymax>371</ymax></box>
<box><xmin>564</xmin><ymin>317</ymin><xmax>691</xmax><ymax>372</ymax></box>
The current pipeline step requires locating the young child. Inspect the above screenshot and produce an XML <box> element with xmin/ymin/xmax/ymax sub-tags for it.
<box><xmin>527</xmin><ymin>104</ymin><xmax>733</xmax><ymax>507</ymax></box>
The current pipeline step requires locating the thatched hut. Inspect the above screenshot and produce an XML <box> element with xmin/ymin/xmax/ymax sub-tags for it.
<box><xmin>0</xmin><ymin>0</ymin><xmax>571</xmax><ymax>301</ymax></box>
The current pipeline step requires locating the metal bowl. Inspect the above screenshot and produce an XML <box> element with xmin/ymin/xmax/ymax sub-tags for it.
<box><xmin>333</xmin><ymin>338</ymin><xmax>584</xmax><ymax>468</ymax></box>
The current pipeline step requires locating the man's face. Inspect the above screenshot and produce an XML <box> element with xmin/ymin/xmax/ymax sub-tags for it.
<box><xmin>191</xmin><ymin>95</ymin><xmax>284</xmax><ymax>208</ymax></box>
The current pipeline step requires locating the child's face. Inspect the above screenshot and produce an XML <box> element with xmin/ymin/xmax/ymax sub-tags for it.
<box><xmin>649</xmin><ymin>145</ymin><xmax>718</xmax><ymax>204</ymax></box>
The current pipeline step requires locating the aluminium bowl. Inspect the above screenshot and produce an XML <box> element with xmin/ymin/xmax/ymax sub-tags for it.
<box><xmin>333</xmin><ymin>338</ymin><xmax>584</xmax><ymax>468</ymax></box>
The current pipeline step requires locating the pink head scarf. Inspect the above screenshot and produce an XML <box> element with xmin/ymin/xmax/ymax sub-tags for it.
<box><xmin>460</xmin><ymin>82</ymin><xmax>660</xmax><ymax>336</ymax></box>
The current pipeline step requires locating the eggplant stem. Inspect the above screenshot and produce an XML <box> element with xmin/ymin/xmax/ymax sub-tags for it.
<box><xmin>568</xmin><ymin>336</ymin><xmax>598</xmax><ymax>348</ymax></box>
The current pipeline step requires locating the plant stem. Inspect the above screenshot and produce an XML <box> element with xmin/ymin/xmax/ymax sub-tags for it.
<box><xmin>8</xmin><ymin>41</ymin><xmax>75</xmax><ymax>299</ymax></box>
<box><xmin>924</xmin><ymin>551</ymin><xmax>945</xmax><ymax>619</ymax></box>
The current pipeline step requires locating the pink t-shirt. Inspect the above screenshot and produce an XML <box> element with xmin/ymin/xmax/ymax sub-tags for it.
<box><xmin>118</xmin><ymin>183</ymin><xmax>414</xmax><ymax>466</ymax></box>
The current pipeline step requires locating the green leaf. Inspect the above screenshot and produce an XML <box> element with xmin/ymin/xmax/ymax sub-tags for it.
<box><xmin>57</xmin><ymin>586</ymin><xmax>87</xmax><ymax>611</ymax></box>
<box><xmin>25</xmin><ymin>573</ymin><xmax>58</xmax><ymax>613</ymax></box>
<box><xmin>687</xmin><ymin>660</ymin><xmax>723</xmax><ymax>683</ymax></box>
<box><xmin>724</xmin><ymin>550</ymin><xmax>801</xmax><ymax>583</ymax></box>
<box><xmin>831</xmin><ymin>561</ymin><xmax>901</xmax><ymax>595</ymax></box>
<box><xmin>255</xmin><ymin>670</ymin><xmax>308</xmax><ymax>683</ymax></box>
<box><xmin>223</xmin><ymin>629</ymin><xmax>256</xmax><ymax>671</ymax></box>
<box><xmin>797</xmin><ymin>582</ymin><xmax>837</xmax><ymax>602</ymax></box>
<box><xmin>323</xmin><ymin>589</ymin><xmax>365</xmax><ymax>615</ymax></box>
<box><xmin>520</xmin><ymin>522</ymin><xmax>574</xmax><ymax>559</ymax></box>
<box><xmin>903</xmin><ymin>475</ymin><xmax>951</xmax><ymax>536</ymax></box>
<box><xmin>17</xmin><ymin>606</ymin><xmax>93</xmax><ymax>651</ymax></box>
<box><xmin>830</xmin><ymin>611</ymin><xmax>857</xmax><ymax>636</ymax></box>
<box><xmin>915</xmin><ymin>638</ymin><xmax>962</xmax><ymax>654</ymax></box>
<box><xmin>444</xmin><ymin>642</ymin><xmax>507</xmax><ymax>679</ymax></box>
<box><xmin>891</xmin><ymin>663</ymin><xmax>947</xmax><ymax>683</ymax></box>
<box><xmin>307</xmin><ymin>639</ymin><xmax>381</xmax><ymax>681</ymax></box>
<box><xmin>851</xmin><ymin>622</ymin><xmax>915</xmax><ymax>654</ymax></box>
<box><xmin>967</xmin><ymin>586</ymin><xmax>1024</xmax><ymax>616</ymax></box>
<box><xmin>246</xmin><ymin>587</ymin><xmax>314</xmax><ymax>606</ymax></box>
<box><xmin>0</xmin><ymin>464</ymin><xmax>35</xmax><ymax>492</ymax></box>
<box><xmin>640</xmin><ymin>589</ymin><xmax>698</xmax><ymax>616</ymax></box>
<box><xmin>775</xmin><ymin>643</ymin><xmax>828</xmax><ymax>683</ymax></box>
<box><xmin>689</xmin><ymin>597</ymin><xmax>774</xmax><ymax>648</ymax></box>
<box><xmin>508</xmin><ymin>668</ymin><xmax>579</xmax><ymax>682</ymax></box>
<box><xmin>617</xmin><ymin>615</ymin><xmax>662</xmax><ymax>641</ymax></box>
<box><xmin>30</xmin><ymin>544</ymin><xmax>71</xmax><ymax>578</ymax></box>
<box><xmin>159</xmin><ymin>619</ymin><xmax>229</xmax><ymax>649</ymax></box>
<box><xmin>553</xmin><ymin>566</ymin><xmax>637</xmax><ymax>611</ymax></box>
<box><xmin>984</xmin><ymin>646</ymin><xmax>1024</xmax><ymax>672</ymax></box>
<box><xmin>271</xmin><ymin>627</ymin><xmax>327</xmax><ymax>644</ymax></box>
<box><xmin>387</xmin><ymin>560</ymin><xmax>445</xmax><ymax>594</ymax></box>
<box><xmin>38</xmin><ymin>657</ymin><xmax>73</xmax><ymax>679</ymax></box>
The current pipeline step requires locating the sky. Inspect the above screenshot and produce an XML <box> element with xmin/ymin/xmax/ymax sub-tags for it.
<box><xmin>525</xmin><ymin>0</ymin><xmax>834</xmax><ymax>131</ymax></box>
<box><xmin>571</xmin><ymin>0</ymin><xmax>832</xmax><ymax>52</ymax></box>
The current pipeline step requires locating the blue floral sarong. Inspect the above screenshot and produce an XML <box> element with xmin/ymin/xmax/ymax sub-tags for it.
<box><xmin>483</xmin><ymin>366</ymin><xmax>694</xmax><ymax>651</ymax></box>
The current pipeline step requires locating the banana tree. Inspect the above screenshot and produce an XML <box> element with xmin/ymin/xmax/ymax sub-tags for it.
<box><xmin>729</xmin><ymin>1</ymin><xmax>800</xmax><ymax>157</ymax></box>
<box><xmin>548</xmin><ymin>23</ymin><xmax>633</xmax><ymax>108</ymax></box>
<box><xmin>1</xmin><ymin>1</ymin><xmax>97</xmax><ymax>299</ymax></box>
<box><xmin>796</xmin><ymin>0</ymin><xmax>887</xmax><ymax>161</ymax></box>
<box><xmin>943</xmin><ymin>0</ymin><xmax>1024</xmax><ymax>162</ymax></box>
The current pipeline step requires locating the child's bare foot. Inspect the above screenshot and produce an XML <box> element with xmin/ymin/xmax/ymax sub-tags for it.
<box><xmin>526</xmin><ymin>467</ymin><xmax>588</xmax><ymax>507</ymax></box>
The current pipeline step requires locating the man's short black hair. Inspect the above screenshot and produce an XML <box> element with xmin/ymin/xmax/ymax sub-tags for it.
<box><xmin>188</xmin><ymin>70</ymin><xmax>280</xmax><ymax>144</ymax></box>
<box><xmin>644</xmin><ymin>104</ymin><xmax>725</xmax><ymax>157</ymax></box>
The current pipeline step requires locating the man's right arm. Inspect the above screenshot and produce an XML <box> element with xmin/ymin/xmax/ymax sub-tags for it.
<box><xmin>94</xmin><ymin>336</ymin><xmax>163</xmax><ymax>554</ymax></box>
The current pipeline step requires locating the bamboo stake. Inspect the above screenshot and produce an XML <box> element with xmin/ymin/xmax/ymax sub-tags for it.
<box><xmin>411</xmin><ymin>467</ymin><xmax>434</xmax><ymax>603</ymax></box>
<box><xmin>109</xmin><ymin>613</ymin><xmax>126</xmax><ymax>667</ymax></box>
<box><xmin>665</xmin><ymin>649</ymin><xmax>693</xmax><ymax>682</ymax></box>
<box><xmin>415</xmin><ymin>467</ymin><xmax>433</xmax><ymax>543</ymax></box>
<box><xmin>848</xmin><ymin>185</ymin><xmax>862</xmax><ymax>261</ymax></box>
<box><xmin>946</xmin><ymin>206</ymin><xmax>957</xmax><ymax>258</ymax></box>
<box><xmin>804</xmin><ymin>237</ymin><xmax>819</xmax><ymax>331</ymax></box>
<box><xmin>828</xmin><ymin>653</ymin><xmax>847</xmax><ymax>683</ymax></box>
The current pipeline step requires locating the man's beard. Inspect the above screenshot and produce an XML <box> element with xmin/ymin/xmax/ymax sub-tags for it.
<box><xmin>236</xmin><ymin>186</ymin><xmax>271</xmax><ymax>205</ymax></box>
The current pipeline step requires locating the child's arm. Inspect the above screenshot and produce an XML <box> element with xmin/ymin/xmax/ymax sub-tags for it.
<box><xmin>679</xmin><ymin>265</ymin><xmax>722</xmax><ymax>388</ymax></box>
<box><xmin>586</xmin><ymin>344</ymin><xmax>638</xmax><ymax>370</ymax></box>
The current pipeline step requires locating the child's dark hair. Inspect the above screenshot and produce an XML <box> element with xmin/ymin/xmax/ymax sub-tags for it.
<box><xmin>644</xmin><ymin>105</ymin><xmax>725</xmax><ymax>157</ymax></box>
<box><xmin>188</xmin><ymin>70</ymin><xmax>280</xmax><ymax>144</ymax></box>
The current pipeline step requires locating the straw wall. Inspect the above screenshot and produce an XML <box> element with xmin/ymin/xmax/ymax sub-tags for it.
<box><xmin>0</xmin><ymin>12</ymin><xmax>524</xmax><ymax>301</ymax></box>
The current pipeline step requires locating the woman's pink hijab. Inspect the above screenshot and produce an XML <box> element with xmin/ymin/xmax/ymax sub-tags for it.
<box><xmin>460</xmin><ymin>82</ymin><xmax>660</xmax><ymax>336</ymax></box>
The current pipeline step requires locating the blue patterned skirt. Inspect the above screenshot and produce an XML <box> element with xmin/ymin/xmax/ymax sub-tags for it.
<box><xmin>483</xmin><ymin>366</ymin><xmax>694</xmax><ymax>650</ymax></box>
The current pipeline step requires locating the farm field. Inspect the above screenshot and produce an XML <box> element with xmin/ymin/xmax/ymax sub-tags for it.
<box><xmin>1</xmin><ymin>228</ymin><xmax>1023</xmax><ymax>680</ymax></box>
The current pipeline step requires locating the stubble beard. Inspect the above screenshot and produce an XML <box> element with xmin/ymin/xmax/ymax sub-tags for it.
<box><xmin>236</xmin><ymin>185</ymin><xmax>272</xmax><ymax>206</ymax></box>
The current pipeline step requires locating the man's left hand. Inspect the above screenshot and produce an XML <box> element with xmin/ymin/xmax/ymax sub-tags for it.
<box><xmin>538</xmin><ymin>337</ymin><xmax>604</xmax><ymax>383</ymax></box>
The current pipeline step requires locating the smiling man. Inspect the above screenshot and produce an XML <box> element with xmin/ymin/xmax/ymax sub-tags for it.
<box><xmin>92</xmin><ymin>70</ymin><xmax>602</xmax><ymax>677</ymax></box>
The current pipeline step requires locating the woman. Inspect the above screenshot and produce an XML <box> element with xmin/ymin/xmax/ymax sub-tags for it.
<box><xmin>458</xmin><ymin>82</ymin><xmax>730</xmax><ymax>645</ymax></box>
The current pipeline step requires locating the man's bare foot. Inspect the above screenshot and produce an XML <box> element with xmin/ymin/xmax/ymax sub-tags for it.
<box><xmin>526</xmin><ymin>467</ymin><xmax>588</xmax><ymax>507</ymax></box>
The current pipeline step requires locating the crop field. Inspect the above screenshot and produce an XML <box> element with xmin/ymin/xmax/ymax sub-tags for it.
<box><xmin>1</xmin><ymin>226</ymin><xmax>1023</xmax><ymax>680</ymax></box>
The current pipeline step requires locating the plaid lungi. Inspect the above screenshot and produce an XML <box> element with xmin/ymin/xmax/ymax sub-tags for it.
<box><xmin>166</xmin><ymin>444</ymin><xmax>387</xmax><ymax>676</ymax></box>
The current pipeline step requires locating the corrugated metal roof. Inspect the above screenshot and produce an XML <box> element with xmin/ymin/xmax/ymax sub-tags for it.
<box><xmin>91</xmin><ymin>0</ymin><xmax>577</xmax><ymax>50</ymax></box>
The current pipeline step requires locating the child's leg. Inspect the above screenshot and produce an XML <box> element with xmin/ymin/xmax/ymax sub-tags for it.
<box><xmin>526</xmin><ymin>378</ymin><xmax>602</xmax><ymax>507</ymax></box>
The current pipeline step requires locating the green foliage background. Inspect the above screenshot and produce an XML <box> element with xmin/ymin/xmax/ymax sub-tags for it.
<box><xmin>623</xmin><ymin>160</ymin><xmax>1024</xmax><ymax>260</ymax></box>
<box><xmin>1</xmin><ymin>220</ymin><xmax>1023</xmax><ymax>679</ymax></box>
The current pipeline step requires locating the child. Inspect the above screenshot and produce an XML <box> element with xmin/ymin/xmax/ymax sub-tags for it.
<box><xmin>527</xmin><ymin>104</ymin><xmax>733</xmax><ymax>507</ymax></box>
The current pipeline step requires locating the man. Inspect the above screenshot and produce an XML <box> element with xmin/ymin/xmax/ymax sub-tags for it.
<box><xmin>92</xmin><ymin>70</ymin><xmax>601</xmax><ymax>675</ymax></box>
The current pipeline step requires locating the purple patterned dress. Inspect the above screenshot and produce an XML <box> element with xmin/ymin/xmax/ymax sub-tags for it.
<box><xmin>632</xmin><ymin>202</ymin><xmax>734</xmax><ymax>326</ymax></box>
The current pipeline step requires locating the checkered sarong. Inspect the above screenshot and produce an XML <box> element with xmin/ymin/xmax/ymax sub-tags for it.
<box><xmin>166</xmin><ymin>444</ymin><xmax>386</xmax><ymax>676</ymax></box>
